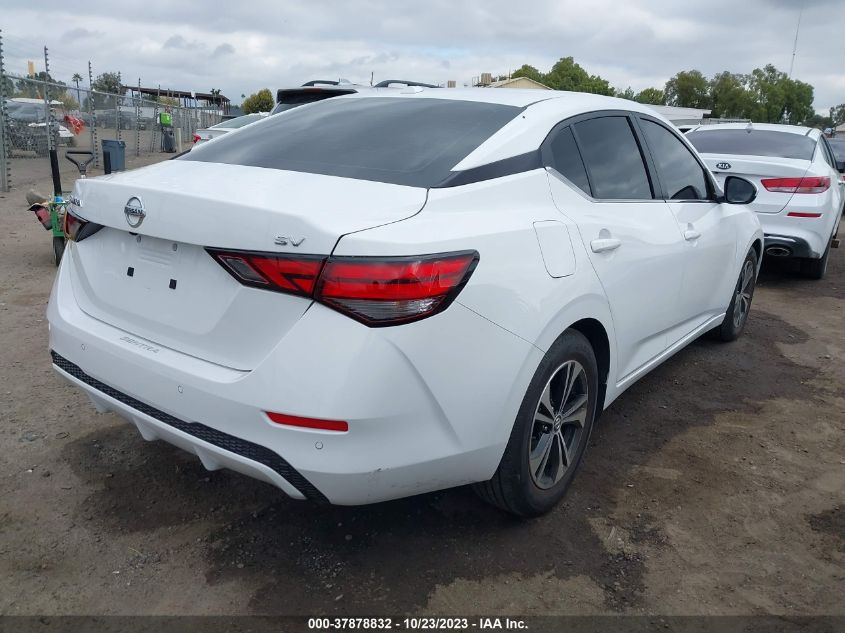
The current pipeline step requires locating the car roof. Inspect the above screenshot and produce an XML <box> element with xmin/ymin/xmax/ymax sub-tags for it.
<box><xmin>341</xmin><ymin>88</ymin><xmax>671</xmax><ymax>169</ymax></box>
<box><xmin>687</xmin><ymin>122</ymin><xmax>818</xmax><ymax>138</ymax></box>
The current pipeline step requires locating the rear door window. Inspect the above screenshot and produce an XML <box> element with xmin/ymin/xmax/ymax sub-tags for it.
<box><xmin>686</xmin><ymin>129</ymin><xmax>816</xmax><ymax>161</ymax></box>
<box><xmin>640</xmin><ymin>119</ymin><xmax>710</xmax><ymax>200</ymax></box>
<box><xmin>184</xmin><ymin>97</ymin><xmax>521</xmax><ymax>187</ymax></box>
<box><xmin>548</xmin><ymin>126</ymin><xmax>592</xmax><ymax>195</ymax></box>
<box><xmin>573</xmin><ymin>116</ymin><xmax>653</xmax><ymax>200</ymax></box>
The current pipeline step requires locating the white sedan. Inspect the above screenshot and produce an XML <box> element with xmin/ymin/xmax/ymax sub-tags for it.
<box><xmin>191</xmin><ymin>112</ymin><xmax>269</xmax><ymax>146</ymax></box>
<box><xmin>687</xmin><ymin>123</ymin><xmax>845</xmax><ymax>279</ymax></box>
<box><xmin>48</xmin><ymin>89</ymin><xmax>762</xmax><ymax>516</ymax></box>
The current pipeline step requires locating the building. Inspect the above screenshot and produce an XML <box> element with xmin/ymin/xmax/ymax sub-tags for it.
<box><xmin>488</xmin><ymin>77</ymin><xmax>551</xmax><ymax>90</ymax></box>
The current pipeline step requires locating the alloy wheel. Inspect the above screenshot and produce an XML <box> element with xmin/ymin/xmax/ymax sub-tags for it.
<box><xmin>732</xmin><ymin>260</ymin><xmax>755</xmax><ymax>329</ymax></box>
<box><xmin>529</xmin><ymin>360</ymin><xmax>589</xmax><ymax>490</ymax></box>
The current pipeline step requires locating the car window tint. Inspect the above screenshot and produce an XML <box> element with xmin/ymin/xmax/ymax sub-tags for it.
<box><xmin>574</xmin><ymin>116</ymin><xmax>653</xmax><ymax>200</ymax></box>
<box><xmin>829</xmin><ymin>139</ymin><xmax>845</xmax><ymax>162</ymax></box>
<box><xmin>549</xmin><ymin>126</ymin><xmax>591</xmax><ymax>195</ymax></box>
<box><xmin>184</xmin><ymin>97</ymin><xmax>521</xmax><ymax>187</ymax></box>
<box><xmin>820</xmin><ymin>139</ymin><xmax>836</xmax><ymax>167</ymax></box>
<box><xmin>686</xmin><ymin>129</ymin><xmax>816</xmax><ymax>161</ymax></box>
<box><xmin>641</xmin><ymin>120</ymin><xmax>709</xmax><ymax>200</ymax></box>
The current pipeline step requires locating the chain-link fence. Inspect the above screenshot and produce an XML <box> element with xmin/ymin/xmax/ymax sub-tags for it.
<box><xmin>1</xmin><ymin>72</ymin><xmax>223</xmax><ymax>191</ymax></box>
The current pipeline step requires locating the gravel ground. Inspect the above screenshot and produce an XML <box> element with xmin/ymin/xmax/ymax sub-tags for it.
<box><xmin>0</xmin><ymin>159</ymin><xmax>843</xmax><ymax>618</ymax></box>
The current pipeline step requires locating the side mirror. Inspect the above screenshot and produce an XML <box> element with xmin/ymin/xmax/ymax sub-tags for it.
<box><xmin>723</xmin><ymin>176</ymin><xmax>757</xmax><ymax>204</ymax></box>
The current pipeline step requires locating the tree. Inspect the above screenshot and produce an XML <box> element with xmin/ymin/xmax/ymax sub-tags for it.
<box><xmin>510</xmin><ymin>64</ymin><xmax>545</xmax><ymax>85</ymax></box>
<box><xmin>72</xmin><ymin>73</ymin><xmax>83</xmax><ymax>107</ymax></box>
<box><xmin>747</xmin><ymin>64</ymin><xmax>813</xmax><ymax>124</ymax></box>
<box><xmin>709</xmin><ymin>72</ymin><xmax>753</xmax><ymax>118</ymax></box>
<box><xmin>617</xmin><ymin>86</ymin><xmax>637</xmax><ymax>101</ymax></box>
<box><xmin>15</xmin><ymin>71</ymin><xmax>67</xmax><ymax>99</ymax></box>
<box><xmin>635</xmin><ymin>87</ymin><xmax>665</xmax><ymax>105</ymax></box>
<box><xmin>91</xmin><ymin>72</ymin><xmax>122</xmax><ymax>95</ymax></box>
<box><xmin>57</xmin><ymin>93</ymin><xmax>79</xmax><ymax>110</ymax></box>
<box><xmin>831</xmin><ymin>104</ymin><xmax>845</xmax><ymax>127</ymax></box>
<box><xmin>664</xmin><ymin>70</ymin><xmax>710</xmax><ymax>108</ymax></box>
<box><xmin>242</xmin><ymin>88</ymin><xmax>274</xmax><ymax>114</ymax></box>
<box><xmin>543</xmin><ymin>57</ymin><xmax>614</xmax><ymax>95</ymax></box>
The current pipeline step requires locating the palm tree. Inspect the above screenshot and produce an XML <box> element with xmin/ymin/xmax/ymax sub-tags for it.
<box><xmin>72</xmin><ymin>73</ymin><xmax>83</xmax><ymax>110</ymax></box>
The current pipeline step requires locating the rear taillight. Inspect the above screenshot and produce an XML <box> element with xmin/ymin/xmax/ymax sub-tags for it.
<box><xmin>206</xmin><ymin>249</ymin><xmax>479</xmax><ymax>326</ymax></box>
<box><xmin>192</xmin><ymin>133</ymin><xmax>201</xmax><ymax>144</ymax></box>
<box><xmin>316</xmin><ymin>253</ymin><xmax>478</xmax><ymax>325</ymax></box>
<box><xmin>207</xmin><ymin>249</ymin><xmax>325</xmax><ymax>296</ymax></box>
<box><xmin>761</xmin><ymin>176</ymin><xmax>830</xmax><ymax>194</ymax></box>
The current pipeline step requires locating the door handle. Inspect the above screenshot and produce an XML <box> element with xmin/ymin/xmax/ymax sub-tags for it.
<box><xmin>590</xmin><ymin>237</ymin><xmax>621</xmax><ymax>253</ymax></box>
<box><xmin>684</xmin><ymin>229</ymin><xmax>701</xmax><ymax>241</ymax></box>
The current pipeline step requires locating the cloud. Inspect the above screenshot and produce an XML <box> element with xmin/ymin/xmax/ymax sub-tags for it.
<box><xmin>1</xmin><ymin>0</ymin><xmax>841</xmax><ymax>110</ymax></box>
<box><xmin>163</xmin><ymin>35</ymin><xmax>202</xmax><ymax>50</ymax></box>
<box><xmin>62</xmin><ymin>27</ymin><xmax>100</xmax><ymax>40</ymax></box>
<box><xmin>213</xmin><ymin>43</ymin><xmax>235</xmax><ymax>58</ymax></box>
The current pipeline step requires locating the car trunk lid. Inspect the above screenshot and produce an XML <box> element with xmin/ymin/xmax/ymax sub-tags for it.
<box><xmin>66</xmin><ymin>160</ymin><xmax>426</xmax><ymax>369</ymax></box>
<box><xmin>701</xmin><ymin>154</ymin><xmax>811</xmax><ymax>214</ymax></box>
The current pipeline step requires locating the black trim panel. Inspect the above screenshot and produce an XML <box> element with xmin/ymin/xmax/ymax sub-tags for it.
<box><xmin>434</xmin><ymin>150</ymin><xmax>542</xmax><ymax>188</ymax></box>
<box><xmin>50</xmin><ymin>351</ymin><xmax>329</xmax><ymax>503</ymax></box>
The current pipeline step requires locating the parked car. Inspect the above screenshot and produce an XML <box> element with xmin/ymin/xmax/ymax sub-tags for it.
<box><xmin>687</xmin><ymin>123</ymin><xmax>845</xmax><ymax>279</ymax></box>
<box><xmin>270</xmin><ymin>79</ymin><xmax>436</xmax><ymax>115</ymax></box>
<box><xmin>48</xmin><ymin>90</ymin><xmax>762</xmax><ymax>516</ymax></box>
<box><xmin>192</xmin><ymin>112</ymin><xmax>269</xmax><ymax>146</ymax></box>
<box><xmin>6</xmin><ymin>99</ymin><xmax>75</xmax><ymax>155</ymax></box>
<box><xmin>828</xmin><ymin>137</ymin><xmax>845</xmax><ymax>166</ymax></box>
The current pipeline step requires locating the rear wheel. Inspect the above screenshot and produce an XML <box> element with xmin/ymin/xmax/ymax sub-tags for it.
<box><xmin>474</xmin><ymin>330</ymin><xmax>598</xmax><ymax>517</ymax></box>
<box><xmin>53</xmin><ymin>236</ymin><xmax>65</xmax><ymax>267</ymax></box>
<box><xmin>712</xmin><ymin>248</ymin><xmax>757</xmax><ymax>342</ymax></box>
<box><xmin>801</xmin><ymin>239</ymin><xmax>831</xmax><ymax>280</ymax></box>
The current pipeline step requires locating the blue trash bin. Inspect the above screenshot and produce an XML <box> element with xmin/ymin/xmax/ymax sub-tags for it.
<box><xmin>101</xmin><ymin>139</ymin><xmax>126</xmax><ymax>173</ymax></box>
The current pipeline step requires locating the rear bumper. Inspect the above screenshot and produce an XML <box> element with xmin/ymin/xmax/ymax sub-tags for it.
<box><xmin>757</xmin><ymin>210</ymin><xmax>836</xmax><ymax>259</ymax></box>
<box><xmin>763</xmin><ymin>234</ymin><xmax>815</xmax><ymax>259</ymax></box>
<box><xmin>48</xmin><ymin>245</ymin><xmax>540</xmax><ymax>505</ymax></box>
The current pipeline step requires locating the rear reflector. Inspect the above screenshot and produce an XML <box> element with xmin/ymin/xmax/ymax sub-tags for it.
<box><xmin>761</xmin><ymin>176</ymin><xmax>830</xmax><ymax>194</ymax></box>
<box><xmin>265</xmin><ymin>411</ymin><xmax>348</xmax><ymax>432</ymax></box>
<box><xmin>206</xmin><ymin>248</ymin><xmax>479</xmax><ymax>326</ymax></box>
<box><xmin>786</xmin><ymin>212</ymin><xmax>823</xmax><ymax>218</ymax></box>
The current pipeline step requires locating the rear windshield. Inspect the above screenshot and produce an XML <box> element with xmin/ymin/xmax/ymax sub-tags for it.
<box><xmin>212</xmin><ymin>114</ymin><xmax>264</xmax><ymax>129</ymax></box>
<box><xmin>182</xmin><ymin>97</ymin><xmax>521</xmax><ymax>187</ymax></box>
<box><xmin>270</xmin><ymin>89</ymin><xmax>355</xmax><ymax>115</ymax></box>
<box><xmin>686</xmin><ymin>129</ymin><xmax>816</xmax><ymax>161</ymax></box>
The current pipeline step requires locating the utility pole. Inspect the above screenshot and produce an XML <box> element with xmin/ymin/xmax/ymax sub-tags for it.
<box><xmin>788</xmin><ymin>0</ymin><xmax>804</xmax><ymax>78</ymax></box>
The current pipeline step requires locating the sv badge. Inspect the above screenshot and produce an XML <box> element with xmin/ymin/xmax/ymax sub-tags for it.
<box><xmin>274</xmin><ymin>235</ymin><xmax>305</xmax><ymax>247</ymax></box>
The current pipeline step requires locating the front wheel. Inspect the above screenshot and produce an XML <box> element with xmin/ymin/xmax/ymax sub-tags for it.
<box><xmin>474</xmin><ymin>330</ymin><xmax>598</xmax><ymax>517</ymax></box>
<box><xmin>53</xmin><ymin>236</ymin><xmax>66</xmax><ymax>267</ymax></box>
<box><xmin>711</xmin><ymin>248</ymin><xmax>757</xmax><ymax>342</ymax></box>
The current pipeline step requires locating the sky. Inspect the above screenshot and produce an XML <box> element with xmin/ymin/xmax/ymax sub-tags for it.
<box><xmin>1</xmin><ymin>0</ymin><xmax>843</xmax><ymax>113</ymax></box>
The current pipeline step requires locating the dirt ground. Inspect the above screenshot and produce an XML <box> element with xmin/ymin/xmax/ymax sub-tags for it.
<box><xmin>0</xmin><ymin>159</ymin><xmax>843</xmax><ymax>619</ymax></box>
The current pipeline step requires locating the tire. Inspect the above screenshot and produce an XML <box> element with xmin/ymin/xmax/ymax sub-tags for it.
<box><xmin>712</xmin><ymin>248</ymin><xmax>758</xmax><ymax>342</ymax></box>
<box><xmin>474</xmin><ymin>329</ymin><xmax>599</xmax><ymax>517</ymax></box>
<box><xmin>801</xmin><ymin>239</ymin><xmax>830</xmax><ymax>280</ymax></box>
<box><xmin>53</xmin><ymin>236</ymin><xmax>65</xmax><ymax>267</ymax></box>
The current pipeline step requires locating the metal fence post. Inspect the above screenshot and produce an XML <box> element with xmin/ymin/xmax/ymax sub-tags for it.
<box><xmin>116</xmin><ymin>71</ymin><xmax>122</xmax><ymax>142</ymax></box>
<box><xmin>0</xmin><ymin>29</ymin><xmax>11</xmax><ymax>192</ymax></box>
<box><xmin>135</xmin><ymin>78</ymin><xmax>141</xmax><ymax>157</ymax></box>
<box><xmin>43</xmin><ymin>46</ymin><xmax>54</xmax><ymax>153</ymax></box>
<box><xmin>88</xmin><ymin>61</ymin><xmax>99</xmax><ymax>168</ymax></box>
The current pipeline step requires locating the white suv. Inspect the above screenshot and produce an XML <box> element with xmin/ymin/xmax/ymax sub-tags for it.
<box><xmin>49</xmin><ymin>89</ymin><xmax>762</xmax><ymax>516</ymax></box>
